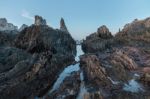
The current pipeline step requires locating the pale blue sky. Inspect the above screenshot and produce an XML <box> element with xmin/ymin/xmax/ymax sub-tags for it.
<box><xmin>0</xmin><ymin>0</ymin><xmax>150</xmax><ymax>40</ymax></box>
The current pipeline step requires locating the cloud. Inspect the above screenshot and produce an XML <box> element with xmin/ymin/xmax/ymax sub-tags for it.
<box><xmin>21</xmin><ymin>9</ymin><xmax>34</xmax><ymax>20</ymax></box>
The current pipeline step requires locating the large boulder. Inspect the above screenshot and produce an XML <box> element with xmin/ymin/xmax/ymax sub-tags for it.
<box><xmin>97</xmin><ymin>25</ymin><xmax>113</xmax><ymax>39</ymax></box>
<box><xmin>82</xmin><ymin>25</ymin><xmax>114</xmax><ymax>53</ymax></box>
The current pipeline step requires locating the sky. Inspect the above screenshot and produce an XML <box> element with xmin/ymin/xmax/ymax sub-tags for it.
<box><xmin>0</xmin><ymin>0</ymin><xmax>150</xmax><ymax>40</ymax></box>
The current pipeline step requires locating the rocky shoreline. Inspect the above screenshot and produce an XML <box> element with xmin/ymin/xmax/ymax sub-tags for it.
<box><xmin>0</xmin><ymin>16</ymin><xmax>150</xmax><ymax>99</ymax></box>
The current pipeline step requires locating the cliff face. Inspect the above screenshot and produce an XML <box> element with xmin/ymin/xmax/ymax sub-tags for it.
<box><xmin>0</xmin><ymin>15</ymin><xmax>76</xmax><ymax>99</ymax></box>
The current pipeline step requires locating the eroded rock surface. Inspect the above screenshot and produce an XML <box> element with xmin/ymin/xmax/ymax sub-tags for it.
<box><xmin>0</xmin><ymin>18</ymin><xmax>18</xmax><ymax>31</ymax></box>
<box><xmin>0</xmin><ymin>15</ymin><xmax>76</xmax><ymax>99</ymax></box>
<box><xmin>19</xmin><ymin>24</ymin><xmax>28</xmax><ymax>32</ymax></box>
<box><xmin>60</xmin><ymin>18</ymin><xmax>68</xmax><ymax>32</ymax></box>
<box><xmin>81</xmin><ymin>17</ymin><xmax>150</xmax><ymax>99</ymax></box>
<box><xmin>80</xmin><ymin>54</ymin><xmax>111</xmax><ymax>87</ymax></box>
<box><xmin>34</xmin><ymin>15</ymin><xmax>47</xmax><ymax>26</ymax></box>
<box><xmin>82</xmin><ymin>25</ymin><xmax>114</xmax><ymax>53</ymax></box>
<box><xmin>45</xmin><ymin>71</ymin><xmax>81</xmax><ymax>99</ymax></box>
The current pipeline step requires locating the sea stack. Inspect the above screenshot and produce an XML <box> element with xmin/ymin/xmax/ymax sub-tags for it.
<box><xmin>34</xmin><ymin>15</ymin><xmax>47</xmax><ymax>26</ymax></box>
<box><xmin>60</xmin><ymin>18</ymin><xmax>68</xmax><ymax>32</ymax></box>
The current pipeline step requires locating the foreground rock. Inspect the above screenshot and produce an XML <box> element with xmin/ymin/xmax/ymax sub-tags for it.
<box><xmin>45</xmin><ymin>71</ymin><xmax>81</xmax><ymax>99</ymax></box>
<box><xmin>80</xmin><ymin>54</ymin><xmax>111</xmax><ymax>88</ymax></box>
<box><xmin>0</xmin><ymin>15</ymin><xmax>76</xmax><ymax>99</ymax></box>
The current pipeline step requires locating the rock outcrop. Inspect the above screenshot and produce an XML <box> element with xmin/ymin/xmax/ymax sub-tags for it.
<box><xmin>82</xmin><ymin>25</ymin><xmax>114</xmax><ymax>53</ymax></box>
<box><xmin>14</xmin><ymin>16</ymin><xmax>76</xmax><ymax>55</ymax></box>
<box><xmin>0</xmin><ymin>18</ymin><xmax>18</xmax><ymax>31</ymax></box>
<box><xmin>0</xmin><ymin>31</ymin><xmax>17</xmax><ymax>46</ymax></box>
<box><xmin>34</xmin><ymin>15</ymin><xmax>47</xmax><ymax>26</ymax></box>
<box><xmin>97</xmin><ymin>25</ymin><xmax>113</xmax><ymax>39</ymax></box>
<box><xmin>81</xmin><ymin>17</ymin><xmax>150</xmax><ymax>99</ymax></box>
<box><xmin>19</xmin><ymin>24</ymin><xmax>28</xmax><ymax>32</ymax></box>
<box><xmin>0</xmin><ymin>15</ymin><xmax>76</xmax><ymax>99</ymax></box>
<box><xmin>80</xmin><ymin>54</ymin><xmax>111</xmax><ymax>88</ymax></box>
<box><xmin>60</xmin><ymin>18</ymin><xmax>68</xmax><ymax>32</ymax></box>
<box><xmin>116</xmin><ymin>17</ymin><xmax>150</xmax><ymax>47</ymax></box>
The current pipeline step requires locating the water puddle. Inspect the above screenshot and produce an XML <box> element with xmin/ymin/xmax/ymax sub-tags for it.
<box><xmin>76</xmin><ymin>72</ymin><xmax>87</xmax><ymax>99</ymax></box>
<box><xmin>49</xmin><ymin>45</ymin><xmax>84</xmax><ymax>94</ymax></box>
<box><xmin>49</xmin><ymin>63</ymin><xmax>80</xmax><ymax>93</ymax></box>
<box><xmin>123</xmin><ymin>79</ymin><xmax>144</xmax><ymax>93</ymax></box>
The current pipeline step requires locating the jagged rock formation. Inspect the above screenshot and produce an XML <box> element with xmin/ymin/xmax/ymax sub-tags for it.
<box><xmin>80</xmin><ymin>54</ymin><xmax>111</xmax><ymax>87</ymax></box>
<box><xmin>60</xmin><ymin>18</ymin><xmax>68</xmax><ymax>32</ymax></box>
<box><xmin>81</xmin><ymin>17</ymin><xmax>150</xmax><ymax>99</ymax></box>
<box><xmin>111</xmin><ymin>50</ymin><xmax>138</xmax><ymax>70</ymax></box>
<box><xmin>97</xmin><ymin>25</ymin><xmax>113</xmax><ymax>39</ymax></box>
<box><xmin>14</xmin><ymin>16</ymin><xmax>76</xmax><ymax>55</ymax></box>
<box><xmin>19</xmin><ymin>24</ymin><xmax>28</xmax><ymax>32</ymax></box>
<box><xmin>0</xmin><ymin>18</ymin><xmax>18</xmax><ymax>31</ymax></box>
<box><xmin>34</xmin><ymin>15</ymin><xmax>47</xmax><ymax>26</ymax></box>
<box><xmin>116</xmin><ymin>18</ymin><xmax>150</xmax><ymax>47</ymax></box>
<box><xmin>82</xmin><ymin>25</ymin><xmax>114</xmax><ymax>53</ymax></box>
<box><xmin>0</xmin><ymin>15</ymin><xmax>76</xmax><ymax>99</ymax></box>
<box><xmin>121</xmin><ymin>18</ymin><xmax>150</xmax><ymax>34</ymax></box>
<box><xmin>0</xmin><ymin>31</ymin><xmax>17</xmax><ymax>46</ymax></box>
<box><xmin>0</xmin><ymin>18</ymin><xmax>18</xmax><ymax>46</ymax></box>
